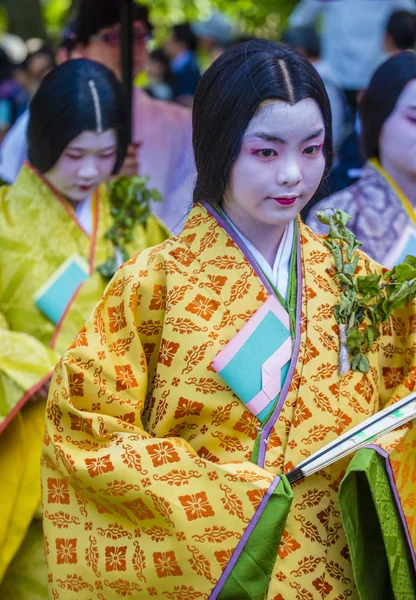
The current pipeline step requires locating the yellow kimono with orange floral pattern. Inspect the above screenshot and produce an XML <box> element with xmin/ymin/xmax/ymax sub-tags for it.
<box><xmin>42</xmin><ymin>203</ymin><xmax>416</xmax><ymax>599</ymax></box>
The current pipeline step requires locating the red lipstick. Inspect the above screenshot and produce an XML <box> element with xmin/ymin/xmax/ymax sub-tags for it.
<box><xmin>272</xmin><ymin>197</ymin><xmax>298</xmax><ymax>206</ymax></box>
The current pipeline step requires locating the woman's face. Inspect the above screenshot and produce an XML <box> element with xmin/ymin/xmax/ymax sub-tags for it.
<box><xmin>379</xmin><ymin>79</ymin><xmax>416</xmax><ymax>176</ymax></box>
<box><xmin>44</xmin><ymin>129</ymin><xmax>118</xmax><ymax>202</ymax></box>
<box><xmin>224</xmin><ymin>99</ymin><xmax>326</xmax><ymax>233</ymax></box>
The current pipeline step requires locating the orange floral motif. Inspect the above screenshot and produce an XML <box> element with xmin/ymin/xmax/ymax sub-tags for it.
<box><xmin>247</xmin><ymin>488</ymin><xmax>265</xmax><ymax>510</ymax></box>
<box><xmin>143</xmin><ymin>342</ymin><xmax>156</xmax><ymax>365</ymax></box>
<box><xmin>303</xmin><ymin>339</ymin><xmax>320</xmax><ymax>365</ymax></box>
<box><xmin>293</xmin><ymin>398</ymin><xmax>313</xmax><ymax>427</ymax></box>
<box><xmin>256</xmin><ymin>289</ymin><xmax>268</xmax><ymax>302</ymax></box>
<box><xmin>85</xmin><ymin>454</ymin><xmax>115</xmax><ymax>478</ymax></box>
<box><xmin>158</xmin><ymin>339</ymin><xmax>180</xmax><ymax>367</ymax></box>
<box><xmin>334</xmin><ymin>409</ymin><xmax>352</xmax><ymax>435</ymax></box>
<box><xmin>74</xmin><ymin>327</ymin><xmax>88</xmax><ymax>347</ymax></box>
<box><xmin>47</xmin><ymin>478</ymin><xmax>70</xmax><ymax>504</ymax></box>
<box><xmin>169</xmin><ymin>246</ymin><xmax>195</xmax><ymax>266</ymax></box>
<box><xmin>105</xmin><ymin>546</ymin><xmax>127</xmax><ymax>572</ymax></box>
<box><xmin>174</xmin><ymin>397</ymin><xmax>204</xmax><ymax>419</ymax></box>
<box><xmin>108</xmin><ymin>301</ymin><xmax>127</xmax><ymax>333</ymax></box>
<box><xmin>153</xmin><ymin>551</ymin><xmax>183</xmax><ymax>578</ymax></box>
<box><xmin>312</xmin><ymin>576</ymin><xmax>333</xmax><ymax>598</ymax></box>
<box><xmin>382</xmin><ymin>366</ymin><xmax>405</xmax><ymax>390</ymax></box>
<box><xmin>206</xmin><ymin>275</ymin><xmax>228</xmax><ymax>294</ymax></box>
<box><xmin>146</xmin><ymin>441</ymin><xmax>180</xmax><ymax>467</ymax></box>
<box><xmin>197</xmin><ymin>446</ymin><xmax>220</xmax><ymax>462</ymax></box>
<box><xmin>123</xmin><ymin>498</ymin><xmax>155</xmax><ymax>521</ymax></box>
<box><xmin>278</xmin><ymin>530</ymin><xmax>301</xmax><ymax>559</ymax></box>
<box><xmin>149</xmin><ymin>284</ymin><xmax>167</xmax><ymax>311</ymax></box>
<box><xmin>56</xmin><ymin>538</ymin><xmax>77</xmax><ymax>565</ymax></box>
<box><xmin>214</xmin><ymin>548</ymin><xmax>233</xmax><ymax>569</ymax></box>
<box><xmin>114</xmin><ymin>364</ymin><xmax>139</xmax><ymax>391</ymax></box>
<box><xmin>233</xmin><ymin>411</ymin><xmax>258</xmax><ymax>440</ymax></box>
<box><xmin>185</xmin><ymin>294</ymin><xmax>221</xmax><ymax>322</ymax></box>
<box><xmin>69</xmin><ymin>413</ymin><xmax>93</xmax><ymax>434</ymax></box>
<box><xmin>68</xmin><ymin>373</ymin><xmax>84</xmax><ymax>397</ymax></box>
<box><xmin>354</xmin><ymin>376</ymin><xmax>374</xmax><ymax>403</ymax></box>
<box><xmin>179</xmin><ymin>492</ymin><xmax>215</xmax><ymax>521</ymax></box>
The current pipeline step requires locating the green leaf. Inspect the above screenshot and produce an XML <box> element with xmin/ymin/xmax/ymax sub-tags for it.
<box><xmin>316</xmin><ymin>210</ymin><xmax>331</xmax><ymax>225</ymax></box>
<box><xmin>394</xmin><ymin>263</ymin><xmax>416</xmax><ymax>282</ymax></box>
<box><xmin>356</xmin><ymin>273</ymin><xmax>381</xmax><ymax>297</ymax></box>
<box><xmin>347</xmin><ymin>326</ymin><xmax>364</xmax><ymax>353</ymax></box>
<box><xmin>404</xmin><ymin>255</ymin><xmax>416</xmax><ymax>268</ymax></box>
<box><xmin>335</xmin><ymin>210</ymin><xmax>352</xmax><ymax>226</ymax></box>
<box><xmin>351</xmin><ymin>353</ymin><xmax>370</xmax><ymax>373</ymax></box>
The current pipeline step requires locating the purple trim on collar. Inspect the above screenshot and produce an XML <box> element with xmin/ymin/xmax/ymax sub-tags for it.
<box><xmin>200</xmin><ymin>201</ymin><xmax>275</xmax><ymax>296</ymax></box>
<box><xmin>200</xmin><ymin>201</ymin><xmax>304</xmax><ymax>467</ymax></box>
<box><xmin>208</xmin><ymin>475</ymin><xmax>281</xmax><ymax>599</ymax></box>
<box><xmin>258</xmin><ymin>233</ymin><xmax>303</xmax><ymax>467</ymax></box>
<box><xmin>365</xmin><ymin>444</ymin><xmax>416</xmax><ymax>572</ymax></box>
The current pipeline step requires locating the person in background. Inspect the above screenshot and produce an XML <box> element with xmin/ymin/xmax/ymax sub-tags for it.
<box><xmin>0</xmin><ymin>48</ymin><xmax>27</xmax><ymax>145</ymax></box>
<box><xmin>282</xmin><ymin>26</ymin><xmax>350</xmax><ymax>151</ymax></box>
<box><xmin>289</xmin><ymin>0</ymin><xmax>415</xmax><ymax>116</ymax></box>
<box><xmin>0</xmin><ymin>0</ymin><xmax>195</xmax><ymax>234</ymax></box>
<box><xmin>164</xmin><ymin>23</ymin><xmax>201</xmax><ymax>106</ymax></box>
<box><xmin>384</xmin><ymin>9</ymin><xmax>416</xmax><ymax>54</ymax></box>
<box><xmin>191</xmin><ymin>11</ymin><xmax>233</xmax><ymax>66</ymax></box>
<box><xmin>307</xmin><ymin>52</ymin><xmax>416</xmax><ymax>268</ymax></box>
<box><xmin>0</xmin><ymin>58</ymin><xmax>168</xmax><ymax>599</ymax></box>
<box><xmin>146</xmin><ymin>48</ymin><xmax>174</xmax><ymax>101</ymax></box>
<box><xmin>23</xmin><ymin>40</ymin><xmax>56</xmax><ymax>96</ymax></box>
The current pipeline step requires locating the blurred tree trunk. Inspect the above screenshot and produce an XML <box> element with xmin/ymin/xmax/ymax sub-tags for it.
<box><xmin>3</xmin><ymin>0</ymin><xmax>47</xmax><ymax>41</ymax></box>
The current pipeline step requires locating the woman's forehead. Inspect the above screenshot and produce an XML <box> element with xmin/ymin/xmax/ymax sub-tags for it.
<box><xmin>245</xmin><ymin>98</ymin><xmax>324</xmax><ymax>138</ymax></box>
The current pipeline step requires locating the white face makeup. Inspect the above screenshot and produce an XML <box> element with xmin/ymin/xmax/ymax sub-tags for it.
<box><xmin>44</xmin><ymin>129</ymin><xmax>118</xmax><ymax>203</ymax></box>
<box><xmin>379</xmin><ymin>79</ymin><xmax>416</xmax><ymax>178</ymax></box>
<box><xmin>223</xmin><ymin>99</ymin><xmax>326</xmax><ymax>253</ymax></box>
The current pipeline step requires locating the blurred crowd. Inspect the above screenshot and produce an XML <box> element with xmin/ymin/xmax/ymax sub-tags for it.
<box><xmin>1</xmin><ymin>1</ymin><xmax>415</xmax><ymax>210</ymax></box>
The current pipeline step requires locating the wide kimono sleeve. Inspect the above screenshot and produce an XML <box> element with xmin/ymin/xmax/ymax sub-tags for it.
<box><xmin>338</xmin><ymin>298</ymin><xmax>416</xmax><ymax>599</ymax></box>
<box><xmin>41</xmin><ymin>256</ymin><xmax>293</xmax><ymax>600</ymax></box>
<box><xmin>0</xmin><ymin>310</ymin><xmax>57</xmax><ymax>582</ymax></box>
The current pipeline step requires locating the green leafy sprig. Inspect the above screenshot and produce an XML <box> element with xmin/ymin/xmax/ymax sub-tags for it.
<box><xmin>97</xmin><ymin>175</ymin><xmax>162</xmax><ymax>279</ymax></box>
<box><xmin>317</xmin><ymin>209</ymin><xmax>416</xmax><ymax>374</ymax></box>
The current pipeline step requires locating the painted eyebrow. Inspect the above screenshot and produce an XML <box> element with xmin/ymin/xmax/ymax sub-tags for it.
<box><xmin>246</xmin><ymin>128</ymin><xmax>325</xmax><ymax>144</ymax></box>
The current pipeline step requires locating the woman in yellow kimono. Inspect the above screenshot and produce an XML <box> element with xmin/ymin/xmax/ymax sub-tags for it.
<box><xmin>0</xmin><ymin>58</ymin><xmax>168</xmax><ymax>597</ymax></box>
<box><xmin>42</xmin><ymin>42</ymin><xmax>415</xmax><ymax>599</ymax></box>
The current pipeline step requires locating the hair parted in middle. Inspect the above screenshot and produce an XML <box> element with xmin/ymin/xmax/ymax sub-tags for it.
<box><xmin>192</xmin><ymin>40</ymin><xmax>333</xmax><ymax>206</ymax></box>
<box><xmin>28</xmin><ymin>58</ymin><xmax>129</xmax><ymax>174</ymax></box>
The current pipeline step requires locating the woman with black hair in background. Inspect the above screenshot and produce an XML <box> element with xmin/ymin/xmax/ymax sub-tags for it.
<box><xmin>0</xmin><ymin>58</ymin><xmax>168</xmax><ymax>598</ymax></box>
<box><xmin>308</xmin><ymin>51</ymin><xmax>416</xmax><ymax>268</ymax></box>
<box><xmin>42</xmin><ymin>42</ymin><xmax>415</xmax><ymax>599</ymax></box>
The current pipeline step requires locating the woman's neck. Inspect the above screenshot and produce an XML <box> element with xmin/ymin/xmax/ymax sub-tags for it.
<box><xmin>379</xmin><ymin>156</ymin><xmax>416</xmax><ymax>205</ymax></box>
<box><xmin>222</xmin><ymin>203</ymin><xmax>286</xmax><ymax>267</ymax></box>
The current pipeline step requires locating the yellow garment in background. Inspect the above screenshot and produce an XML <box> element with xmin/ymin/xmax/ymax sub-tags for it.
<box><xmin>42</xmin><ymin>205</ymin><xmax>415</xmax><ymax>599</ymax></box>
<box><xmin>0</xmin><ymin>163</ymin><xmax>169</xmax><ymax>593</ymax></box>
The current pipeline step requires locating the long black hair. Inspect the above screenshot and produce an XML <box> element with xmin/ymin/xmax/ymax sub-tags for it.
<box><xmin>192</xmin><ymin>40</ymin><xmax>333</xmax><ymax>206</ymax></box>
<box><xmin>360</xmin><ymin>51</ymin><xmax>416</xmax><ymax>160</ymax></box>
<box><xmin>28</xmin><ymin>58</ymin><xmax>129</xmax><ymax>173</ymax></box>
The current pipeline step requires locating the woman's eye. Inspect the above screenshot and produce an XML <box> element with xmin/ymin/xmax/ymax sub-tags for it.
<box><xmin>255</xmin><ymin>149</ymin><xmax>276</xmax><ymax>158</ymax></box>
<box><xmin>304</xmin><ymin>145</ymin><xmax>321</xmax><ymax>156</ymax></box>
<box><xmin>65</xmin><ymin>152</ymin><xmax>82</xmax><ymax>160</ymax></box>
<box><xmin>100</xmin><ymin>152</ymin><xmax>116</xmax><ymax>160</ymax></box>
<box><xmin>407</xmin><ymin>117</ymin><xmax>416</xmax><ymax>124</ymax></box>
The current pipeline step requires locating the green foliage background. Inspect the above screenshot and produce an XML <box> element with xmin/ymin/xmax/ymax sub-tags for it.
<box><xmin>1</xmin><ymin>0</ymin><xmax>296</xmax><ymax>43</ymax></box>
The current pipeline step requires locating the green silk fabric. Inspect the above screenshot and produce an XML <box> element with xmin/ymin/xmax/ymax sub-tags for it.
<box><xmin>218</xmin><ymin>476</ymin><xmax>293</xmax><ymax>600</ymax></box>
<box><xmin>339</xmin><ymin>448</ymin><xmax>416</xmax><ymax>600</ymax></box>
